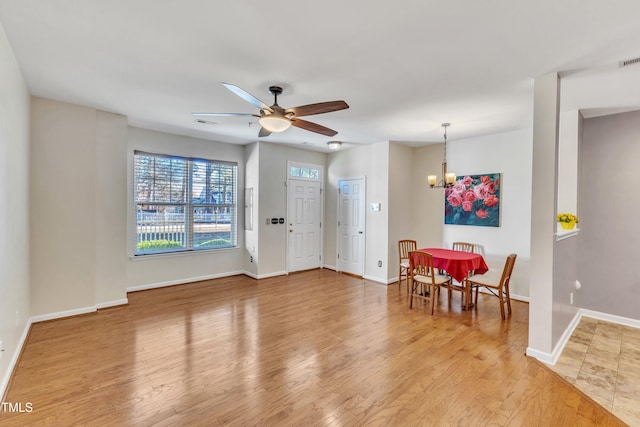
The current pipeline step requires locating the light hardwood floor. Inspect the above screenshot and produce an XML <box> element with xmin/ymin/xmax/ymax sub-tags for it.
<box><xmin>0</xmin><ymin>270</ymin><xmax>625</xmax><ymax>426</ymax></box>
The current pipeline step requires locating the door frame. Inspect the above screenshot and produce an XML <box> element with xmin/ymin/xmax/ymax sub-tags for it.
<box><xmin>286</xmin><ymin>161</ymin><xmax>324</xmax><ymax>274</ymax></box>
<box><xmin>336</xmin><ymin>176</ymin><xmax>366</xmax><ymax>277</ymax></box>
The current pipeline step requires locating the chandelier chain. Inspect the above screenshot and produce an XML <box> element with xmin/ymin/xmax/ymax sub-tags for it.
<box><xmin>443</xmin><ymin>125</ymin><xmax>448</xmax><ymax>163</ymax></box>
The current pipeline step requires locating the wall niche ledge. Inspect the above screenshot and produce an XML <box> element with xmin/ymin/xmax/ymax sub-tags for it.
<box><xmin>556</xmin><ymin>228</ymin><xmax>579</xmax><ymax>241</ymax></box>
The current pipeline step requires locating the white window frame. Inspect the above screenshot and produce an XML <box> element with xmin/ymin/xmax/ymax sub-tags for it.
<box><xmin>133</xmin><ymin>151</ymin><xmax>238</xmax><ymax>256</ymax></box>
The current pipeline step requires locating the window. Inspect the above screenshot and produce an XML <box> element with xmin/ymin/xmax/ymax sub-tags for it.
<box><xmin>134</xmin><ymin>151</ymin><xmax>237</xmax><ymax>255</ymax></box>
<box><xmin>289</xmin><ymin>165</ymin><xmax>320</xmax><ymax>180</ymax></box>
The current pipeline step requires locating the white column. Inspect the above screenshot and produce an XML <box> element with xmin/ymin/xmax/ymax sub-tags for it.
<box><xmin>527</xmin><ymin>73</ymin><xmax>560</xmax><ymax>359</ymax></box>
<box><xmin>557</xmin><ymin>110</ymin><xmax>581</xmax><ymax>217</ymax></box>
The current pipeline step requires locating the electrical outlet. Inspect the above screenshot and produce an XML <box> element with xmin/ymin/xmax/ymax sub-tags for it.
<box><xmin>378</xmin><ymin>260</ymin><xmax>382</xmax><ymax>267</ymax></box>
<box><xmin>570</xmin><ymin>292</ymin><xmax>574</xmax><ymax>305</ymax></box>
<box><xmin>250</xmin><ymin>256</ymin><xmax>253</xmax><ymax>263</ymax></box>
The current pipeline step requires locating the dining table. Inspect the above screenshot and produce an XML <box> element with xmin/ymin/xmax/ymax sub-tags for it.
<box><xmin>418</xmin><ymin>247</ymin><xmax>489</xmax><ymax>309</ymax></box>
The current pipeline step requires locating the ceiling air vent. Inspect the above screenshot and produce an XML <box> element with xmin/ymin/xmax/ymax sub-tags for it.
<box><xmin>619</xmin><ymin>56</ymin><xmax>640</xmax><ymax>68</ymax></box>
<box><xmin>194</xmin><ymin>119</ymin><xmax>217</xmax><ymax>125</ymax></box>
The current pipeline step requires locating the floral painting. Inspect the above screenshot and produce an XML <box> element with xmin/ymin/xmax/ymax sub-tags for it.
<box><xmin>444</xmin><ymin>173</ymin><xmax>500</xmax><ymax>227</ymax></box>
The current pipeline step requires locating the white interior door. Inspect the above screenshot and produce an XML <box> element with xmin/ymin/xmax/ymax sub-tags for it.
<box><xmin>338</xmin><ymin>178</ymin><xmax>365</xmax><ymax>276</ymax></box>
<box><xmin>287</xmin><ymin>179</ymin><xmax>321</xmax><ymax>272</ymax></box>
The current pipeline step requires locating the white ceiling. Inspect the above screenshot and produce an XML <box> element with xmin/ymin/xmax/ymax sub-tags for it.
<box><xmin>1</xmin><ymin>0</ymin><xmax>640</xmax><ymax>152</ymax></box>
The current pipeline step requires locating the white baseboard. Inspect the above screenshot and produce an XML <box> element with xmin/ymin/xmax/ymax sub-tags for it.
<box><xmin>254</xmin><ymin>271</ymin><xmax>287</xmax><ymax>280</ymax></box>
<box><xmin>545</xmin><ymin>310</ymin><xmax>582</xmax><ymax>366</ymax></box>
<box><xmin>580</xmin><ymin>309</ymin><xmax>640</xmax><ymax>329</ymax></box>
<box><xmin>510</xmin><ymin>293</ymin><xmax>529</xmax><ymax>303</ymax></box>
<box><xmin>475</xmin><ymin>287</ymin><xmax>530</xmax><ymax>303</ymax></box>
<box><xmin>96</xmin><ymin>298</ymin><xmax>128</xmax><ymax>310</ymax></box>
<box><xmin>30</xmin><ymin>305</ymin><xmax>97</xmax><ymax>323</ymax></box>
<box><xmin>525</xmin><ymin>346</ymin><xmax>554</xmax><ymax>365</ymax></box>
<box><xmin>529</xmin><ymin>308</ymin><xmax>640</xmax><ymax>366</ymax></box>
<box><xmin>30</xmin><ymin>298</ymin><xmax>128</xmax><ymax>324</ymax></box>
<box><xmin>243</xmin><ymin>270</ymin><xmax>287</xmax><ymax>280</ymax></box>
<box><xmin>322</xmin><ymin>266</ymin><xmax>390</xmax><ymax>283</ymax></box>
<box><xmin>126</xmin><ymin>270</ymin><xmax>246</xmax><ymax>292</ymax></box>
<box><xmin>243</xmin><ymin>271</ymin><xmax>259</xmax><ymax>279</ymax></box>
<box><xmin>363</xmin><ymin>275</ymin><xmax>390</xmax><ymax>285</ymax></box>
<box><xmin>0</xmin><ymin>318</ymin><xmax>32</xmax><ymax>401</ymax></box>
<box><xmin>127</xmin><ymin>270</ymin><xmax>291</xmax><ymax>290</ymax></box>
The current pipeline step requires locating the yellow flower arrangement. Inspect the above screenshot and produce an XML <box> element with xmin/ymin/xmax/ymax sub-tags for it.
<box><xmin>557</xmin><ymin>213</ymin><xmax>579</xmax><ymax>223</ymax></box>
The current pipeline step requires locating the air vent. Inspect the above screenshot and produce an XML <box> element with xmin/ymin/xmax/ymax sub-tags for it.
<box><xmin>194</xmin><ymin>119</ymin><xmax>217</xmax><ymax>125</ymax></box>
<box><xmin>619</xmin><ymin>56</ymin><xmax>640</xmax><ymax>68</ymax></box>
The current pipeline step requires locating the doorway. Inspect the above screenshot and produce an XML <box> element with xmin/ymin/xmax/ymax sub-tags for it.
<box><xmin>337</xmin><ymin>178</ymin><xmax>366</xmax><ymax>277</ymax></box>
<box><xmin>287</xmin><ymin>162</ymin><xmax>323</xmax><ymax>273</ymax></box>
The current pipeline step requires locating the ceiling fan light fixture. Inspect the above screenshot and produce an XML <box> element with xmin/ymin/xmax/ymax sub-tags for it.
<box><xmin>194</xmin><ymin>83</ymin><xmax>348</xmax><ymax>137</ymax></box>
<box><xmin>327</xmin><ymin>141</ymin><xmax>342</xmax><ymax>151</ymax></box>
<box><xmin>258</xmin><ymin>115</ymin><xmax>291</xmax><ymax>132</ymax></box>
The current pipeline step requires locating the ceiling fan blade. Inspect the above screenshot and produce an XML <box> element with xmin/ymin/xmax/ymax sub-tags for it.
<box><xmin>286</xmin><ymin>100</ymin><xmax>349</xmax><ymax>117</ymax></box>
<box><xmin>222</xmin><ymin>83</ymin><xmax>273</xmax><ymax>112</ymax></box>
<box><xmin>258</xmin><ymin>127</ymin><xmax>272</xmax><ymax>137</ymax></box>
<box><xmin>192</xmin><ymin>112</ymin><xmax>259</xmax><ymax>117</ymax></box>
<box><xmin>291</xmin><ymin>118</ymin><xmax>338</xmax><ymax>137</ymax></box>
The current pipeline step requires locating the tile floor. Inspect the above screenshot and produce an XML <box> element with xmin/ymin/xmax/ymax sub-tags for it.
<box><xmin>547</xmin><ymin>317</ymin><xmax>640</xmax><ymax>426</ymax></box>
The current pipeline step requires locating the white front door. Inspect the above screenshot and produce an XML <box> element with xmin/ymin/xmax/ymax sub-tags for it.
<box><xmin>287</xmin><ymin>179</ymin><xmax>321</xmax><ymax>272</ymax></box>
<box><xmin>338</xmin><ymin>178</ymin><xmax>365</xmax><ymax>276</ymax></box>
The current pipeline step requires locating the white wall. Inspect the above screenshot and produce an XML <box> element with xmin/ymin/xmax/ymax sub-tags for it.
<box><xmin>30</xmin><ymin>98</ymin><xmax>99</xmax><ymax>315</ymax></box>
<box><xmin>326</xmin><ymin>142</ymin><xmax>389</xmax><ymax>283</ymax></box>
<box><xmin>0</xmin><ymin>22</ymin><xmax>31</xmax><ymax>397</ymax></box>
<box><xmin>30</xmin><ymin>98</ymin><xmax>130</xmax><ymax>317</ymax></box>
<box><xmin>558</xmin><ymin>110</ymin><xmax>581</xmax><ymax>215</ymax></box>
<box><xmin>443</xmin><ymin>129</ymin><xmax>533</xmax><ymax>299</ymax></box>
<box><xmin>578</xmin><ymin>110</ymin><xmax>640</xmax><ymax>320</ymax></box>
<box><xmin>528</xmin><ymin>73</ymin><xmax>560</xmax><ymax>358</ymax></box>
<box><xmin>410</xmin><ymin>144</ymin><xmax>446</xmax><ymax>249</ymax></box>
<box><xmin>388</xmin><ymin>142</ymin><xmax>414</xmax><ymax>281</ymax></box>
<box><xmin>553</xmin><ymin>234</ymin><xmax>579</xmax><ymax>342</ymax></box>
<box><xmin>327</xmin><ymin>135</ymin><xmax>533</xmax><ymax>289</ymax></box>
<box><xmin>95</xmin><ymin>111</ymin><xmax>128</xmax><ymax>307</ymax></box>
<box><xmin>552</xmin><ymin>110</ymin><xmax>582</xmax><ymax>344</ymax></box>
<box><xmin>127</xmin><ymin>127</ymin><xmax>246</xmax><ymax>289</ymax></box>
<box><xmin>256</xmin><ymin>141</ymin><xmax>326</xmax><ymax>278</ymax></box>
<box><xmin>244</xmin><ymin>142</ymin><xmax>259</xmax><ymax>277</ymax></box>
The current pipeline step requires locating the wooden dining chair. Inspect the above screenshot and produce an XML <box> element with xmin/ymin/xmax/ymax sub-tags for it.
<box><xmin>466</xmin><ymin>253</ymin><xmax>517</xmax><ymax>320</ymax></box>
<box><xmin>446</xmin><ymin>242</ymin><xmax>477</xmax><ymax>300</ymax></box>
<box><xmin>398</xmin><ymin>240</ymin><xmax>417</xmax><ymax>293</ymax></box>
<box><xmin>452</xmin><ymin>242</ymin><xmax>475</xmax><ymax>253</ymax></box>
<box><xmin>408</xmin><ymin>251</ymin><xmax>452</xmax><ymax>314</ymax></box>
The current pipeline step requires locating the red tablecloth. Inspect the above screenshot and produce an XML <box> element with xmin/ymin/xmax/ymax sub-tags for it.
<box><xmin>417</xmin><ymin>248</ymin><xmax>488</xmax><ymax>282</ymax></box>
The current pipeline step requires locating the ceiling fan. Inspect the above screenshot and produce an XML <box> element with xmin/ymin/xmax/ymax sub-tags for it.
<box><xmin>192</xmin><ymin>83</ymin><xmax>349</xmax><ymax>137</ymax></box>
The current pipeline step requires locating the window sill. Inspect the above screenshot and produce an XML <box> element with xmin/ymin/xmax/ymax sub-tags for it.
<box><xmin>130</xmin><ymin>246</ymin><xmax>240</xmax><ymax>261</ymax></box>
<box><xmin>556</xmin><ymin>228</ymin><xmax>580</xmax><ymax>241</ymax></box>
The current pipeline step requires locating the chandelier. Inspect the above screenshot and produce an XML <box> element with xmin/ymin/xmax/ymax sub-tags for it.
<box><xmin>428</xmin><ymin>123</ymin><xmax>456</xmax><ymax>188</ymax></box>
